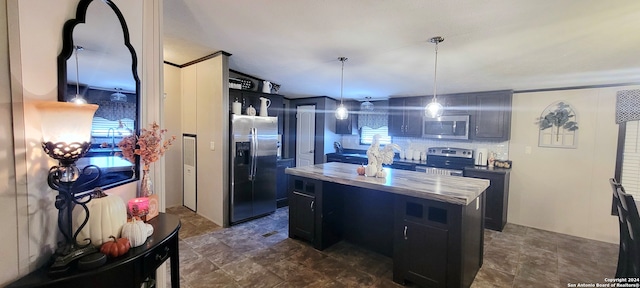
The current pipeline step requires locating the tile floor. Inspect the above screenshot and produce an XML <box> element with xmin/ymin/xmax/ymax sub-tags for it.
<box><xmin>165</xmin><ymin>206</ymin><xmax>618</xmax><ymax>288</ymax></box>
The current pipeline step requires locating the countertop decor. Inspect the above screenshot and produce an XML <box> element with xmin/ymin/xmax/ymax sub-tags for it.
<box><xmin>365</xmin><ymin>134</ymin><xmax>400</xmax><ymax>177</ymax></box>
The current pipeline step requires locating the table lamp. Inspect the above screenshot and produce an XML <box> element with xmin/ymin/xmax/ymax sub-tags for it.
<box><xmin>35</xmin><ymin>101</ymin><xmax>102</xmax><ymax>274</ymax></box>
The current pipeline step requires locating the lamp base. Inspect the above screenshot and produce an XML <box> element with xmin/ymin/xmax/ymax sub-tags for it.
<box><xmin>48</xmin><ymin>244</ymin><xmax>97</xmax><ymax>276</ymax></box>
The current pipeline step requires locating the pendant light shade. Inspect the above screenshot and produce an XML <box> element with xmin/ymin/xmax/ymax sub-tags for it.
<box><xmin>360</xmin><ymin>97</ymin><xmax>374</xmax><ymax>111</ymax></box>
<box><xmin>110</xmin><ymin>89</ymin><xmax>127</xmax><ymax>102</ymax></box>
<box><xmin>335</xmin><ymin>104</ymin><xmax>349</xmax><ymax>120</ymax></box>
<box><xmin>425</xmin><ymin>36</ymin><xmax>444</xmax><ymax>118</ymax></box>
<box><xmin>335</xmin><ymin>57</ymin><xmax>349</xmax><ymax>120</ymax></box>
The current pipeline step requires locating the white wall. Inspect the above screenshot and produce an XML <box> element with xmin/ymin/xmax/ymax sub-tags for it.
<box><xmin>184</xmin><ymin>55</ymin><xmax>229</xmax><ymax>226</ymax></box>
<box><xmin>0</xmin><ymin>0</ymin><xmax>20</xmax><ymax>284</ymax></box>
<box><xmin>4</xmin><ymin>0</ymin><xmax>162</xmax><ymax>284</ymax></box>
<box><xmin>163</xmin><ymin>63</ymin><xmax>183</xmax><ymax>207</ymax></box>
<box><xmin>508</xmin><ymin>86</ymin><xmax>637</xmax><ymax>244</ymax></box>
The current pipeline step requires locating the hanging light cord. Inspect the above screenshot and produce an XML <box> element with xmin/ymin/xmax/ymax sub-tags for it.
<box><xmin>432</xmin><ymin>40</ymin><xmax>439</xmax><ymax>101</ymax></box>
<box><xmin>339</xmin><ymin>57</ymin><xmax>347</xmax><ymax>104</ymax></box>
<box><xmin>75</xmin><ymin>45</ymin><xmax>81</xmax><ymax>96</ymax></box>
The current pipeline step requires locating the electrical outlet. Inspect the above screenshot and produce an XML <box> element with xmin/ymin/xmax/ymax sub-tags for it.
<box><xmin>525</xmin><ymin>146</ymin><xmax>532</xmax><ymax>154</ymax></box>
<box><xmin>210</xmin><ymin>141</ymin><xmax>215</xmax><ymax>151</ymax></box>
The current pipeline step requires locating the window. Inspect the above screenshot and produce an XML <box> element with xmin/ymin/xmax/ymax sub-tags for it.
<box><xmin>621</xmin><ymin>120</ymin><xmax>640</xmax><ymax>199</ymax></box>
<box><xmin>360</xmin><ymin>126</ymin><xmax>392</xmax><ymax>145</ymax></box>
<box><xmin>91</xmin><ymin>117</ymin><xmax>134</xmax><ymax>138</ymax></box>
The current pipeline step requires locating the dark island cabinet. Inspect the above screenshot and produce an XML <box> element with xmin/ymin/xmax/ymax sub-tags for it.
<box><xmin>393</xmin><ymin>194</ymin><xmax>484</xmax><ymax>288</ymax></box>
<box><xmin>464</xmin><ymin>168</ymin><xmax>510</xmax><ymax>231</ymax></box>
<box><xmin>470</xmin><ymin>90</ymin><xmax>513</xmax><ymax>141</ymax></box>
<box><xmin>388</xmin><ymin>97</ymin><xmax>424</xmax><ymax>137</ymax></box>
<box><xmin>288</xmin><ymin>176</ymin><xmax>342</xmax><ymax>250</ymax></box>
<box><xmin>396</xmin><ymin>220</ymin><xmax>448</xmax><ymax>287</ymax></box>
<box><xmin>289</xmin><ymin>190</ymin><xmax>315</xmax><ymax>242</ymax></box>
<box><xmin>276</xmin><ymin>158</ymin><xmax>294</xmax><ymax>208</ymax></box>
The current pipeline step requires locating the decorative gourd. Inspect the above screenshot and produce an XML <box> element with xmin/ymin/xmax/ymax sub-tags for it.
<box><xmin>121</xmin><ymin>218</ymin><xmax>152</xmax><ymax>247</ymax></box>
<box><xmin>356</xmin><ymin>165</ymin><xmax>366</xmax><ymax>175</ymax></box>
<box><xmin>72</xmin><ymin>189</ymin><xmax>127</xmax><ymax>246</ymax></box>
<box><xmin>100</xmin><ymin>236</ymin><xmax>130</xmax><ymax>258</ymax></box>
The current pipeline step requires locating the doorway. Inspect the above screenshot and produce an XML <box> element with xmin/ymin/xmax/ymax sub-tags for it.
<box><xmin>296</xmin><ymin>105</ymin><xmax>315</xmax><ymax>167</ymax></box>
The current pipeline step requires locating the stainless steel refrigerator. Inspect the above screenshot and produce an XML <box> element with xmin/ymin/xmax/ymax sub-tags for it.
<box><xmin>230</xmin><ymin>115</ymin><xmax>278</xmax><ymax>224</ymax></box>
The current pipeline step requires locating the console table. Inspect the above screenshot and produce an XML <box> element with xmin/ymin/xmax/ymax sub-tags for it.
<box><xmin>7</xmin><ymin>213</ymin><xmax>181</xmax><ymax>288</ymax></box>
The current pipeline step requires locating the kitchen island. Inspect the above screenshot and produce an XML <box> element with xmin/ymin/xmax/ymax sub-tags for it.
<box><xmin>286</xmin><ymin>162</ymin><xmax>489</xmax><ymax>288</ymax></box>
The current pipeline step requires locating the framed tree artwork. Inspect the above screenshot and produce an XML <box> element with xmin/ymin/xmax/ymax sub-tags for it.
<box><xmin>538</xmin><ymin>101</ymin><xmax>579</xmax><ymax>148</ymax></box>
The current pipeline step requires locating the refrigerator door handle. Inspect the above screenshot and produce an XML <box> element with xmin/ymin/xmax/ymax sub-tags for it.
<box><xmin>248</xmin><ymin>127</ymin><xmax>255</xmax><ymax>181</ymax></box>
<box><xmin>251</xmin><ymin>127</ymin><xmax>258</xmax><ymax>180</ymax></box>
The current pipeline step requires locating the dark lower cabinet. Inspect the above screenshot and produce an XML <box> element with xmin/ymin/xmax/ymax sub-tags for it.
<box><xmin>289</xmin><ymin>191</ymin><xmax>315</xmax><ymax>242</ymax></box>
<box><xmin>288</xmin><ymin>176</ymin><xmax>342</xmax><ymax>250</ymax></box>
<box><xmin>393</xmin><ymin>195</ymin><xmax>484</xmax><ymax>288</ymax></box>
<box><xmin>276</xmin><ymin>158</ymin><xmax>294</xmax><ymax>208</ymax></box>
<box><xmin>397</xmin><ymin>220</ymin><xmax>448</xmax><ymax>287</ymax></box>
<box><xmin>464</xmin><ymin>168</ymin><xmax>510</xmax><ymax>231</ymax></box>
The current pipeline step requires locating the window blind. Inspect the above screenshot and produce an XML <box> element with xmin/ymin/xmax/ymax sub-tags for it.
<box><xmin>622</xmin><ymin>120</ymin><xmax>640</xmax><ymax>199</ymax></box>
<box><xmin>91</xmin><ymin>117</ymin><xmax>134</xmax><ymax>137</ymax></box>
<box><xmin>360</xmin><ymin>126</ymin><xmax>392</xmax><ymax>145</ymax></box>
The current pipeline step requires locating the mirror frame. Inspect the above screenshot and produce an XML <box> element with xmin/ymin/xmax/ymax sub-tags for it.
<box><xmin>57</xmin><ymin>0</ymin><xmax>141</xmax><ymax>189</ymax></box>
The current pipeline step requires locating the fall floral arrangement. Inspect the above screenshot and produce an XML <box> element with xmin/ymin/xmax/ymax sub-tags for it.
<box><xmin>117</xmin><ymin>122</ymin><xmax>176</xmax><ymax>171</ymax></box>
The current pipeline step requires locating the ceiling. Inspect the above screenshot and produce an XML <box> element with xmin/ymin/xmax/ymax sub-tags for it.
<box><xmin>163</xmin><ymin>0</ymin><xmax>640</xmax><ymax>100</ymax></box>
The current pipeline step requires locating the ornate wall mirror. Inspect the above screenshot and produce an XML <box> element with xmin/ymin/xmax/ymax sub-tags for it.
<box><xmin>57</xmin><ymin>0</ymin><xmax>140</xmax><ymax>190</ymax></box>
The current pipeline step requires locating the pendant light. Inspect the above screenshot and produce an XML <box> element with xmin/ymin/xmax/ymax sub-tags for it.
<box><xmin>360</xmin><ymin>97</ymin><xmax>374</xmax><ymax>111</ymax></box>
<box><xmin>335</xmin><ymin>57</ymin><xmax>349</xmax><ymax>120</ymax></box>
<box><xmin>425</xmin><ymin>36</ymin><xmax>444</xmax><ymax>118</ymax></box>
<box><xmin>70</xmin><ymin>45</ymin><xmax>87</xmax><ymax>105</ymax></box>
<box><xmin>110</xmin><ymin>88</ymin><xmax>127</xmax><ymax>102</ymax></box>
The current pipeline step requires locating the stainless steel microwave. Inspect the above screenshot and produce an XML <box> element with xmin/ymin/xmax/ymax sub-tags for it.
<box><xmin>422</xmin><ymin>115</ymin><xmax>470</xmax><ymax>140</ymax></box>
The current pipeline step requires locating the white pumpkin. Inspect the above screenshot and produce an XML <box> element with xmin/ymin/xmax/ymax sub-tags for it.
<box><xmin>122</xmin><ymin>218</ymin><xmax>152</xmax><ymax>247</ymax></box>
<box><xmin>72</xmin><ymin>189</ymin><xmax>127</xmax><ymax>247</ymax></box>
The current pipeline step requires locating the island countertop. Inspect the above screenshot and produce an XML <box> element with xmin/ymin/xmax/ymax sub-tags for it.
<box><xmin>286</xmin><ymin>162</ymin><xmax>489</xmax><ymax>205</ymax></box>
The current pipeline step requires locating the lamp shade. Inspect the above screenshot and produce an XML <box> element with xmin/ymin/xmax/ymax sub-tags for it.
<box><xmin>35</xmin><ymin>101</ymin><xmax>98</xmax><ymax>144</ymax></box>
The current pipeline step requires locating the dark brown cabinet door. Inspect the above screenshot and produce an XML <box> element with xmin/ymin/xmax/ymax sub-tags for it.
<box><xmin>471</xmin><ymin>91</ymin><xmax>512</xmax><ymax>141</ymax></box>
<box><xmin>442</xmin><ymin>93</ymin><xmax>470</xmax><ymax>115</ymax></box>
<box><xmin>404</xmin><ymin>97</ymin><xmax>424</xmax><ymax>137</ymax></box>
<box><xmin>400</xmin><ymin>220</ymin><xmax>448</xmax><ymax>287</ymax></box>
<box><xmin>388</xmin><ymin>98</ymin><xmax>405</xmax><ymax>136</ymax></box>
<box><xmin>464</xmin><ymin>169</ymin><xmax>510</xmax><ymax>231</ymax></box>
<box><xmin>289</xmin><ymin>191</ymin><xmax>315</xmax><ymax>242</ymax></box>
<box><xmin>394</xmin><ymin>196</ymin><xmax>451</xmax><ymax>287</ymax></box>
<box><xmin>276</xmin><ymin>159</ymin><xmax>294</xmax><ymax>208</ymax></box>
<box><xmin>388</xmin><ymin>97</ymin><xmax>423</xmax><ymax>137</ymax></box>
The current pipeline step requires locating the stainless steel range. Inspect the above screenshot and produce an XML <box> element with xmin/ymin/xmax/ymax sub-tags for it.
<box><xmin>415</xmin><ymin>147</ymin><xmax>474</xmax><ymax>176</ymax></box>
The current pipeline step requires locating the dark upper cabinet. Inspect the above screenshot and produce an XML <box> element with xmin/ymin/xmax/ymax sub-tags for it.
<box><xmin>336</xmin><ymin>100</ymin><xmax>357</xmax><ymax>135</ymax></box>
<box><xmin>441</xmin><ymin>94</ymin><xmax>470</xmax><ymax>115</ymax></box>
<box><xmin>469</xmin><ymin>90</ymin><xmax>513</xmax><ymax>141</ymax></box>
<box><xmin>388</xmin><ymin>97</ymin><xmax>424</xmax><ymax>137</ymax></box>
<box><xmin>229</xmin><ymin>89</ymin><xmax>285</xmax><ymax>135</ymax></box>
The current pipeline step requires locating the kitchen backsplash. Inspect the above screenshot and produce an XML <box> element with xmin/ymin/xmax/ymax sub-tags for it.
<box><xmin>340</xmin><ymin>135</ymin><xmax>510</xmax><ymax>161</ymax></box>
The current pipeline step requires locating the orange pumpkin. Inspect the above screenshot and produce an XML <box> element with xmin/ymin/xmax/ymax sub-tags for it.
<box><xmin>100</xmin><ymin>236</ymin><xmax>131</xmax><ymax>258</ymax></box>
<box><xmin>357</xmin><ymin>165</ymin><xmax>366</xmax><ymax>175</ymax></box>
